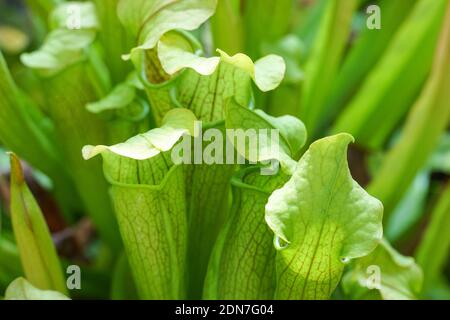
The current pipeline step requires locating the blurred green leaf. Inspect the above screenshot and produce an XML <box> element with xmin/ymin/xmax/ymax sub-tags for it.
<box><xmin>429</xmin><ymin>134</ymin><xmax>450</xmax><ymax>173</ymax></box>
<box><xmin>0</xmin><ymin>237</ymin><xmax>22</xmax><ymax>291</ymax></box>
<box><xmin>343</xmin><ymin>240</ymin><xmax>423</xmax><ymax>300</ymax></box>
<box><xmin>386</xmin><ymin>171</ymin><xmax>430</xmax><ymax>242</ymax></box>
<box><xmin>21</xmin><ymin>29</ymin><xmax>97</xmax><ymax>77</ymax></box>
<box><xmin>5</xmin><ymin>277</ymin><xmax>69</xmax><ymax>300</ymax></box>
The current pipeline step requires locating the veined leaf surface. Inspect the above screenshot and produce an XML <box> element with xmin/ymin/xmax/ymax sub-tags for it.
<box><xmin>266</xmin><ymin>134</ymin><xmax>383</xmax><ymax>299</ymax></box>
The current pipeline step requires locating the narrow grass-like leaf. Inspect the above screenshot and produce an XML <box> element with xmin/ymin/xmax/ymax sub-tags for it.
<box><xmin>210</xmin><ymin>0</ymin><xmax>243</xmax><ymax>54</ymax></box>
<box><xmin>9</xmin><ymin>153</ymin><xmax>67</xmax><ymax>295</ymax></box>
<box><xmin>0</xmin><ymin>52</ymin><xmax>78</xmax><ymax>215</ymax></box>
<box><xmin>333</xmin><ymin>0</ymin><xmax>447</xmax><ymax>149</ymax></box>
<box><xmin>325</xmin><ymin>0</ymin><xmax>417</xmax><ymax>127</ymax></box>
<box><xmin>299</xmin><ymin>0</ymin><xmax>358</xmax><ymax>139</ymax></box>
<box><xmin>368</xmin><ymin>1</ymin><xmax>450</xmax><ymax>216</ymax></box>
<box><xmin>385</xmin><ymin>171</ymin><xmax>430</xmax><ymax>242</ymax></box>
<box><xmin>415</xmin><ymin>184</ymin><xmax>450</xmax><ymax>291</ymax></box>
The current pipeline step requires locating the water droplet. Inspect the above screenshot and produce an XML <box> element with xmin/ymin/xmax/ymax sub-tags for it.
<box><xmin>341</xmin><ymin>257</ymin><xmax>350</xmax><ymax>264</ymax></box>
<box><xmin>275</xmin><ymin>236</ymin><xmax>289</xmax><ymax>250</ymax></box>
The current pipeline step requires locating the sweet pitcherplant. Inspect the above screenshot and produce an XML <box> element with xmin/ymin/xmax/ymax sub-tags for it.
<box><xmin>1</xmin><ymin>0</ymin><xmax>449</xmax><ymax>300</ymax></box>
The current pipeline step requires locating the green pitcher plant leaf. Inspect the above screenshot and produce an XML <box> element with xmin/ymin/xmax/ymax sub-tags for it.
<box><xmin>224</xmin><ymin>99</ymin><xmax>306</xmax><ymax>174</ymax></box>
<box><xmin>86</xmin><ymin>72</ymin><xmax>151</xmax><ymax>143</ymax></box>
<box><xmin>204</xmin><ymin>167</ymin><xmax>289</xmax><ymax>299</ymax></box>
<box><xmin>83</xmin><ymin>109</ymin><xmax>197</xmax><ymax>299</ymax></box>
<box><xmin>20</xmin><ymin>2</ymin><xmax>121</xmax><ymax>248</ymax></box>
<box><xmin>21</xmin><ymin>29</ymin><xmax>97</xmax><ymax>77</ymax></box>
<box><xmin>130</xmin><ymin>21</ymin><xmax>285</xmax><ymax>298</ymax></box>
<box><xmin>86</xmin><ymin>73</ymin><xmax>143</xmax><ymax>114</ymax></box>
<box><xmin>265</xmin><ymin>133</ymin><xmax>383</xmax><ymax>299</ymax></box>
<box><xmin>158</xmin><ymin>33</ymin><xmax>286</xmax><ymax>92</ymax></box>
<box><xmin>118</xmin><ymin>0</ymin><xmax>217</xmax><ymax>58</ymax></box>
<box><xmin>83</xmin><ymin>108</ymin><xmax>196</xmax><ymax>160</ymax></box>
<box><xmin>106</xmin><ymin>159</ymin><xmax>187</xmax><ymax>299</ymax></box>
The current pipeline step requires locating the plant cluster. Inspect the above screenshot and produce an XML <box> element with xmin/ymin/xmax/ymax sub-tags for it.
<box><xmin>0</xmin><ymin>0</ymin><xmax>449</xmax><ymax>300</ymax></box>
